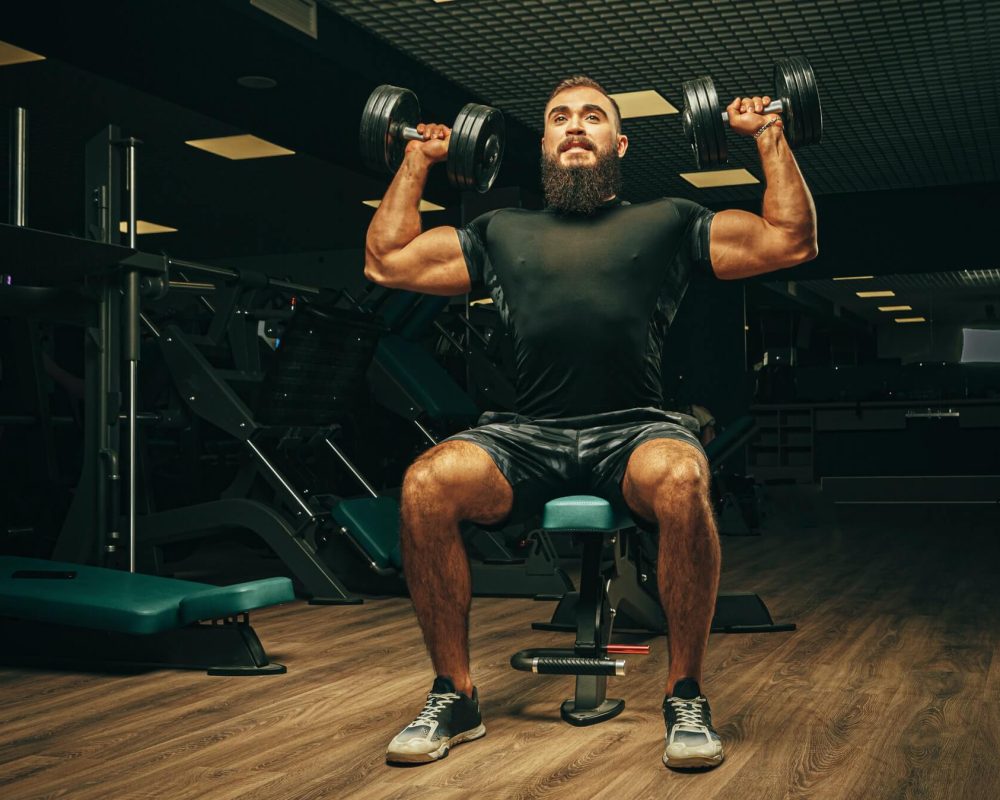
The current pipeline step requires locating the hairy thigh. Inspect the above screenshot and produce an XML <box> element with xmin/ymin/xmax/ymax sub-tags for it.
<box><xmin>402</xmin><ymin>440</ymin><xmax>514</xmax><ymax>525</ymax></box>
<box><xmin>621</xmin><ymin>438</ymin><xmax>710</xmax><ymax>522</ymax></box>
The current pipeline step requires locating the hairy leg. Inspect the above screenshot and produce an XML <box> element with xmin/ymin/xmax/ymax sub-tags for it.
<box><xmin>621</xmin><ymin>438</ymin><xmax>720</xmax><ymax>694</ymax></box>
<box><xmin>399</xmin><ymin>440</ymin><xmax>513</xmax><ymax>696</ymax></box>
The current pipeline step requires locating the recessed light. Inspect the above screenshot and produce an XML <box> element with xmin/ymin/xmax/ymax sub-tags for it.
<box><xmin>609</xmin><ymin>90</ymin><xmax>678</xmax><ymax>119</ymax></box>
<box><xmin>363</xmin><ymin>199</ymin><xmax>445</xmax><ymax>212</ymax></box>
<box><xmin>680</xmin><ymin>169</ymin><xmax>759</xmax><ymax>188</ymax></box>
<box><xmin>894</xmin><ymin>317</ymin><xmax>926</xmax><ymax>323</ymax></box>
<box><xmin>185</xmin><ymin>134</ymin><xmax>294</xmax><ymax>160</ymax></box>
<box><xmin>878</xmin><ymin>305</ymin><xmax>912</xmax><ymax>312</ymax></box>
<box><xmin>119</xmin><ymin>220</ymin><xmax>178</xmax><ymax>235</ymax></box>
<box><xmin>0</xmin><ymin>41</ymin><xmax>45</xmax><ymax>67</ymax></box>
<box><xmin>856</xmin><ymin>290</ymin><xmax>895</xmax><ymax>298</ymax></box>
<box><xmin>237</xmin><ymin>75</ymin><xmax>278</xmax><ymax>90</ymax></box>
<box><xmin>832</xmin><ymin>275</ymin><xmax>874</xmax><ymax>281</ymax></box>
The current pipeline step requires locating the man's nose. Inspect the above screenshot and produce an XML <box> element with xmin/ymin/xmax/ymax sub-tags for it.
<box><xmin>566</xmin><ymin>116</ymin><xmax>585</xmax><ymax>134</ymax></box>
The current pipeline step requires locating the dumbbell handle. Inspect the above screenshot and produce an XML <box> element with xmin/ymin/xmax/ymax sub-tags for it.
<box><xmin>721</xmin><ymin>99</ymin><xmax>783</xmax><ymax>122</ymax></box>
<box><xmin>401</xmin><ymin>126</ymin><xmax>424</xmax><ymax>142</ymax></box>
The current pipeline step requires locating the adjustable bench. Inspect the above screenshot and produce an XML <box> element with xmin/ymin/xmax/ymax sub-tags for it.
<box><xmin>512</xmin><ymin>493</ymin><xmax>794</xmax><ymax>725</ymax></box>
<box><xmin>0</xmin><ymin>556</ymin><xmax>294</xmax><ymax>674</ymax></box>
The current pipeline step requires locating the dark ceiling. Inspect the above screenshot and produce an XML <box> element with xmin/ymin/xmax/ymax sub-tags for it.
<box><xmin>1</xmin><ymin>0</ymin><xmax>998</xmax><ymax>330</ymax></box>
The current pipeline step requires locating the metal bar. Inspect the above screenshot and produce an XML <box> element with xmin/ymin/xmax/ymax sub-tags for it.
<box><xmin>246</xmin><ymin>439</ymin><xmax>315</xmax><ymax>518</ymax></box>
<box><xmin>123</xmin><ymin>137</ymin><xmax>140</xmax><ymax>573</ymax></box>
<box><xmin>167</xmin><ymin>258</ymin><xmax>320</xmax><ymax>295</ymax></box>
<box><xmin>323</xmin><ymin>438</ymin><xmax>379</xmax><ymax>499</ymax></box>
<box><xmin>9</xmin><ymin>107</ymin><xmax>28</xmax><ymax>226</ymax></box>
<box><xmin>413</xmin><ymin>419</ymin><xmax>438</xmax><ymax>447</ymax></box>
<box><xmin>721</xmin><ymin>99</ymin><xmax>783</xmax><ymax>122</ymax></box>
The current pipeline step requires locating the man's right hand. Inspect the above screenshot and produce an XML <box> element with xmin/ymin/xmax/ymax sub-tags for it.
<box><xmin>406</xmin><ymin>122</ymin><xmax>450</xmax><ymax>164</ymax></box>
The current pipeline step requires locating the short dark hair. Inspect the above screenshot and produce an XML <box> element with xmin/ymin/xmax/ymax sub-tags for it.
<box><xmin>545</xmin><ymin>75</ymin><xmax>622</xmax><ymax>132</ymax></box>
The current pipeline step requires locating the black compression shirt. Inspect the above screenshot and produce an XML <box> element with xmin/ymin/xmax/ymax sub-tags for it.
<box><xmin>457</xmin><ymin>196</ymin><xmax>715</xmax><ymax>419</ymax></box>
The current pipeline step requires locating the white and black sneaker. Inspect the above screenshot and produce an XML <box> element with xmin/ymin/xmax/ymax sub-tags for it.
<box><xmin>386</xmin><ymin>677</ymin><xmax>486</xmax><ymax>764</ymax></box>
<box><xmin>662</xmin><ymin>677</ymin><xmax>724</xmax><ymax>770</ymax></box>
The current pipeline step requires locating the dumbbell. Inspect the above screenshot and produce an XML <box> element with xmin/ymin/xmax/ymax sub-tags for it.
<box><xmin>681</xmin><ymin>56</ymin><xmax>823</xmax><ymax>169</ymax></box>
<box><xmin>359</xmin><ymin>84</ymin><xmax>506</xmax><ymax>194</ymax></box>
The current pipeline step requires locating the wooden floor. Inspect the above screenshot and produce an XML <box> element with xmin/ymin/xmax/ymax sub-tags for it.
<box><xmin>2</xmin><ymin>486</ymin><xmax>999</xmax><ymax>800</ymax></box>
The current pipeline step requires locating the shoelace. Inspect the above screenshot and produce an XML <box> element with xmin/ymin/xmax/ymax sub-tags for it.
<box><xmin>412</xmin><ymin>692</ymin><xmax>460</xmax><ymax>726</ymax></box>
<box><xmin>666</xmin><ymin>696</ymin><xmax>707</xmax><ymax>727</ymax></box>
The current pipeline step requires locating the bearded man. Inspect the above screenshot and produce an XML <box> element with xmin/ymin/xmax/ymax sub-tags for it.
<box><xmin>364</xmin><ymin>74</ymin><xmax>817</xmax><ymax>771</ymax></box>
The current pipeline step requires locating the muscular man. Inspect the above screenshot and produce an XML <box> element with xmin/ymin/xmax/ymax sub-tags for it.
<box><xmin>365</xmin><ymin>75</ymin><xmax>816</xmax><ymax>771</ymax></box>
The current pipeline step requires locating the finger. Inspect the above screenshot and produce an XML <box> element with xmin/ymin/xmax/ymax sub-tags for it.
<box><xmin>762</xmin><ymin>95</ymin><xmax>772</xmax><ymax>107</ymax></box>
<box><xmin>727</xmin><ymin>97</ymin><xmax>742</xmax><ymax>116</ymax></box>
<box><xmin>741</xmin><ymin>97</ymin><xmax>753</xmax><ymax>114</ymax></box>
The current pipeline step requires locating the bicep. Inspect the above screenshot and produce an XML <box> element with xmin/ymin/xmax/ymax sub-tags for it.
<box><xmin>708</xmin><ymin>209</ymin><xmax>803</xmax><ymax>280</ymax></box>
<box><xmin>373</xmin><ymin>226</ymin><xmax>472</xmax><ymax>296</ymax></box>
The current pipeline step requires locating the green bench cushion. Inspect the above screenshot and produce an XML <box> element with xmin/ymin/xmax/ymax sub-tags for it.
<box><xmin>330</xmin><ymin>496</ymin><xmax>403</xmax><ymax>570</ymax></box>
<box><xmin>375</xmin><ymin>335</ymin><xmax>479</xmax><ymax>422</ymax></box>
<box><xmin>0</xmin><ymin>556</ymin><xmax>293</xmax><ymax>635</ymax></box>
<box><xmin>542</xmin><ymin>495</ymin><xmax>635</xmax><ymax>532</ymax></box>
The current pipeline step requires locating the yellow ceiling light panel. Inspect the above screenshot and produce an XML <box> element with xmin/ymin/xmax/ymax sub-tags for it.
<box><xmin>609</xmin><ymin>90</ymin><xmax>678</xmax><ymax>119</ymax></box>
<box><xmin>0</xmin><ymin>41</ymin><xmax>45</xmax><ymax>67</ymax></box>
<box><xmin>894</xmin><ymin>317</ymin><xmax>927</xmax><ymax>323</ymax></box>
<box><xmin>878</xmin><ymin>305</ymin><xmax>912</xmax><ymax>312</ymax></box>
<box><xmin>119</xmin><ymin>220</ymin><xmax>178</xmax><ymax>235</ymax></box>
<box><xmin>363</xmin><ymin>199</ymin><xmax>445</xmax><ymax>212</ymax></box>
<box><xmin>856</xmin><ymin>290</ymin><xmax>895</xmax><ymax>298</ymax></box>
<box><xmin>832</xmin><ymin>275</ymin><xmax>874</xmax><ymax>281</ymax></box>
<box><xmin>680</xmin><ymin>169</ymin><xmax>759</xmax><ymax>188</ymax></box>
<box><xmin>185</xmin><ymin>134</ymin><xmax>294</xmax><ymax>160</ymax></box>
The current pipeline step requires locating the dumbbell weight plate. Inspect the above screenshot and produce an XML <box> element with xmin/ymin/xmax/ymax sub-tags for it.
<box><xmin>447</xmin><ymin>103</ymin><xmax>506</xmax><ymax>193</ymax></box>
<box><xmin>682</xmin><ymin>76</ymin><xmax>727</xmax><ymax>169</ymax></box>
<box><xmin>359</xmin><ymin>85</ymin><xmax>395</xmax><ymax>173</ymax></box>
<box><xmin>359</xmin><ymin>84</ymin><xmax>422</xmax><ymax>175</ymax></box>
<box><xmin>773</xmin><ymin>57</ymin><xmax>822</xmax><ymax>148</ymax></box>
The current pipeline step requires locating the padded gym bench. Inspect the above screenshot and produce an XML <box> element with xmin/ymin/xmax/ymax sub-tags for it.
<box><xmin>512</xmin><ymin>493</ymin><xmax>794</xmax><ymax>726</ymax></box>
<box><xmin>511</xmin><ymin>496</ymin><xmax>642</xmax><ymax>726</ymax></box>
<box><xmin>0</xmin><ymin>556</ymin><xmax>294</xmax><ymax>674</ymax></box>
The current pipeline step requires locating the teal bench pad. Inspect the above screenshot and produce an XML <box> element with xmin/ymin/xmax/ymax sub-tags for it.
<box><xmin>542</xmin><ymin>496</ymin><xmax>635</xmax><ymax>532</ymax></box>
<box><xmin>0</xmin><ymin>556</ymin><xmax>294</xmax><ymax>635</ymax></box>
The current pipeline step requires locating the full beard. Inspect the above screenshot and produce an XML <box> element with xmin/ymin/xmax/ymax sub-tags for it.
<box><xmin>540</xmin><ymin>144</ymin><xmax>623</xmax><ymax>216</ymax></box>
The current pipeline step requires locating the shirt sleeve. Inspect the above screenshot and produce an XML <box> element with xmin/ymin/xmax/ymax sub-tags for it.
<box><xmin>455</xmin><ymin>209</ymin><xmax>500</xmax><ymax>285</ymax></box>
<box><xmin>672</xmin><ymin>198</ymin><xmax>716</xmax><ymax>277</ymax></box>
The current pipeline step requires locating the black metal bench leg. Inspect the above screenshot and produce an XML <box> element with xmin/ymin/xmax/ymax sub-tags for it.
<box><xmin>561</xmin><ymin>533</ymin><xmax>625</xmax><ymax>726</ymax></box>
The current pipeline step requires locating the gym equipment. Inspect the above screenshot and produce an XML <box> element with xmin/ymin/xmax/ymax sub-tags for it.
<box><xmin>681</xmin><ymin>56</ymin><xmax>822</xmax><ymax>168</ymax></box>
<box><xmin>511</xmin><ymin>496</ymin><xmax>650</xmax><ymax>726</ymax></box>
<box><xmin>359</xmin><ymin>84</ymin><xmax>505</xmax><ymax>193</ymax></box>
<box><xmin>0</xmin><ymin>556</ymin><xmax>293</xmax><ymax>674</ymax></box>
<box><xmin>512</xmin><ymin>480</ymin><xmax>793</xmax><ymax>725</ymax></box>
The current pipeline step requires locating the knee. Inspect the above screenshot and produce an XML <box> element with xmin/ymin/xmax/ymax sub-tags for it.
<box><xmin>637</xmin><ymin>452</ymin><xmax>711</xmax><ymax>506</ymax></box>
<box><xmin>400</xmin><ymin>445</ymin><xmax>476</xmax><ymax>516</ymax></box>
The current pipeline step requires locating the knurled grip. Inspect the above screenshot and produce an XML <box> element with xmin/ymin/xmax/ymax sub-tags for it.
<box><xmin>510</xmin><ymin>649</ymin><xmax>625</xmax><ymax>676</ymax></box>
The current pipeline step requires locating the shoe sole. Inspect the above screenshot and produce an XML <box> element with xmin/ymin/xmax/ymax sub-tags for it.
<box><xmin>663</xmin><ymin>752</ymin><xmax>724</xmax><ymax>771</ymax></box>
<box><xmin>386</xmin><ymin>724</ymin><xmax>486</xmax><ymax>765</ymax></box>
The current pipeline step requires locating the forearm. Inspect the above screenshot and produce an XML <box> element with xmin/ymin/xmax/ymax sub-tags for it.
<box><xmin>364</xmin><ymin>151</ymin><xmax>432</xmax><ymax>268</ymax></box>
<box><xmin>756</xmin><ymin>125</ymin><xmax>818</xmax><ymax>257</ymax></box>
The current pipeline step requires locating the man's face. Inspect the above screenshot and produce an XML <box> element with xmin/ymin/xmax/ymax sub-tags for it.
<box><xmin>542</xmin><ymin>86</ymin><xmax>628</xmax><ymax>165</ymax></box>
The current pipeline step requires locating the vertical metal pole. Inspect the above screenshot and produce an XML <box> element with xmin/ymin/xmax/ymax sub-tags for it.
<box><xmin>123</xmin><ymin>138</ymin><xmax>140</xmax><ymax>572</ymax></box>
<box><xmin>9</xmin><ymin>107</ymin><xmax>28</xmax><ymax>226</ymax></box>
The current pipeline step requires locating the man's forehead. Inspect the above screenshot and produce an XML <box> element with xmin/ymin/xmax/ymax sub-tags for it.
<box><xmin>545</xmin><ymin>87</ymin><xmax>612</xmax><ymax>117</ymax></box>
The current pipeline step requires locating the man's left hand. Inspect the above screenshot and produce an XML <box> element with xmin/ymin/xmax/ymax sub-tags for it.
<box><xmin>726</xmin><ymin>95</ymin><xmax>783</xmax><ymax>138</ymax></box>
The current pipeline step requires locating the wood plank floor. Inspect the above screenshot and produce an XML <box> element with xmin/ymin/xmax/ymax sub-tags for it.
<box><xmin>2</xmin><ymin>486</ymin><xmax>998</xmax><ymax>800</ymax></box>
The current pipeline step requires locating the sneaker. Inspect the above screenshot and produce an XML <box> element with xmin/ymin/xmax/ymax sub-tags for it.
<box><xmin>386</xmin><ymin>677</ymin><xmax>486</xmax><ymax>764</ymax></box>
<box><xmin>662</xmin><ymin>678</ymin><xmax>724</xmax><ymax>770</ymax></box>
